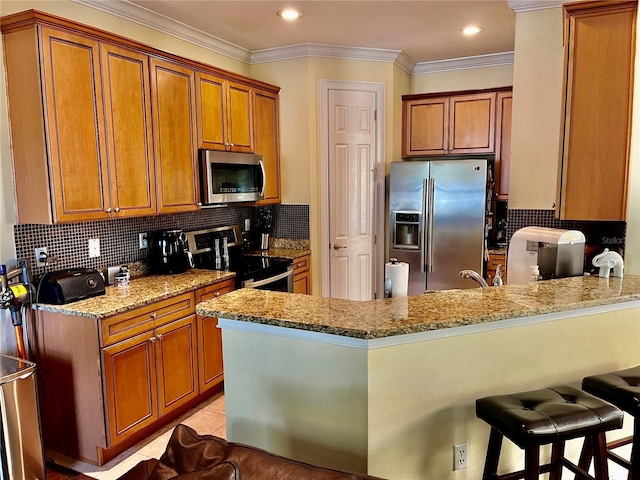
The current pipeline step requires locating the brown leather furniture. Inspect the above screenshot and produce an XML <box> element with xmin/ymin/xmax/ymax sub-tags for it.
<box><xmin>476</xmin><ymin>385</ymin><xmax>623</xmax><ymax>480</ymax></box>
<box><xmin>582</xmin><ymin>365</ymin><xmax>640</xmax><ymax>479</ymax></box>
<box><xmin>117</xmin><ymin>424</ymin><xmax>385</xmax><ymax>480</ymax></box>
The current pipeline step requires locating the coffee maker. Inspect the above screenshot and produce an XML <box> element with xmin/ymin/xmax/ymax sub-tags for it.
<box><xmin>148</xmin><ymin>229</ymin><xmax>194</xmax><ymax>274</ymax></box>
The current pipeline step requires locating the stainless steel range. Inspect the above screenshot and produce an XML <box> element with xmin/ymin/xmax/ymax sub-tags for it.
<box><xmin>185</xmin><ymin>225</ymin><xmax>293</xmax><ymax>292</ymax></box>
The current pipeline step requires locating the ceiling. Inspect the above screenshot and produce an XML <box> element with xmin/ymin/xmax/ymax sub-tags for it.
<box><xmin>81</xmin><ymin>0</ymin><xmax>528</xmax><ymax>67</ymax></box>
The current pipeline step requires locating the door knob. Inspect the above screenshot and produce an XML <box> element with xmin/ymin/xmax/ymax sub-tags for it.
<box><xmin>333</xmin><ymin>243</ymin><xmax>346</xmax><ymax>250</ymax></box>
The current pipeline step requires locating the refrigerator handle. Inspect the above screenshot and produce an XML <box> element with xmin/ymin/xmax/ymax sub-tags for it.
<box><xmin>420</xmin><ymin>178</ymin><xmax>428</xmax><ymax>273</ymax></box>
<box><xmin>427</xmin><ymin>178</ymin><xmax>435</xmax><ymax>273</ymax></box>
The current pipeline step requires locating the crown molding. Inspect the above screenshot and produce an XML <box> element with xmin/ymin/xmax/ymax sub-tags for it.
<box><xmin>508</xmin><ymin>0</ymin><xmax>569</xmax><ymax>13</ymax></box>
<box><xmin>72</xmin><ymin>0</ymin><xmax>252</xmax><ymax>63</ymax></box>
<box><xmin>251</xmin><ymin>44</ymin><xmax>416</xmax><ymax>72</ymax></box>
<box><xmin>413</xmin><ymin>51</ymin><xmax>514</xmax><ymax>75</ymax></box>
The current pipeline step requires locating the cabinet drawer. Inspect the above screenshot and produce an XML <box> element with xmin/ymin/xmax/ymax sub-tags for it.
<box><xmin>196</xmin><ymin>279</ymin><xmax>235</xmax><ymax>303</ymax></box>
<box><xmin>100</xmin><ymin>292</ymin><xmax>195</xmax><ymax>346</ymax></box>
<box><xmin>293</xmin><ymin>255</ymin><xmax>310</xmax><ymax>273</ymax></box>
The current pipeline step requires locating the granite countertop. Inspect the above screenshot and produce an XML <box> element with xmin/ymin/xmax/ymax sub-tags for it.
<box><xmin>196</xmin><ymin>274</ymin><xmax>640</xmax><ymax>339</ymax></box>
<box><xmin>245</xmin><ymin>248</ymin><xmax>311</xmax><ymax>260</ymax></box>
<box><xmin>488</xmin><ymin>248</ymin><xmax>507</xmax><ymax>255</ymax></box>
<box><xmin>34</xmin><ymin>269</ymin><xmax>235</xmax><ymax>319</ymax></box>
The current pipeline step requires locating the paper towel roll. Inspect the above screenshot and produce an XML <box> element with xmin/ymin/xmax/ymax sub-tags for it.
<box><xmin>385</xmin><ymin>260</ymin><xmax>409</xmax><ymax>297</ymax></box>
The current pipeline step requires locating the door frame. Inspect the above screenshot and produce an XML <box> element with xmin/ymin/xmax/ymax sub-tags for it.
<box><xmin>319</xmin><ymin>80</ymin><xmax>386</xmax><ymax>298</ymax></box>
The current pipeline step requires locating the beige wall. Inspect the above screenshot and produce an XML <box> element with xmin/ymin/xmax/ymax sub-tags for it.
<box><xmin>411</xmin><ymin>64</ymin><xmax>513</xmax><ymax>94</ymax></box>
<box><xmin>509</xmin><ymin>8</ymin><xmax>565</xmax><ymax>210</ymax></box>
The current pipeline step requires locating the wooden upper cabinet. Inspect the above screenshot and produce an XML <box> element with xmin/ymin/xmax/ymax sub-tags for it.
<box><xmin>254</xmin><ymin>88</ymin><xmax>281</xmax><ymax>204</ymax></box>
<box><xmin>557</xmin><ymin>1</ymin><xmax>636</xmax><ymax>221</ymax></box>
<box><xmin>101</xmin><ymin>44</ymin><xmax>156</xmax><ymax>218</ymax></box>
<box><xmin>196</xmin><ymin>72</ymin><xmax>254</xmax><ymax>152</ymax></box>
<box><xmin>402</xmin><ymin>92</ymin><xmax>495</xmax><ymax>157</ymax></box>
<box><xmin>494</xmin><ymin>91</ymin><xmax>512</xmax><ymax>200</ymax></box>
<box><xmin>151</xmin><ymin>58</ymin><xmax>199</xmax><ymax>214</ymax></box>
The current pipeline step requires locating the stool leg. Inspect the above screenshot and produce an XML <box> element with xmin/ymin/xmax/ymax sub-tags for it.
<box><xmin>483</xmin><ymin>428</ymin><xmax>503</xmax><ymax>480</ymax></box>
<box><xmin>550</xmin><ymin>441</ymin><xmax>565</xmax><ymax>480</ymax></box>
<box><xmin>591</xmin><ymin>433</ymin><xmax>609</xmax><ymax>480</ymax></box>
<box><xmin>577</xmin><ymin>434</ymin><xmax>593</xmax><ymax>477</ymax></box>
<box><xmin>524</xmin><ymin>445</ymin><xmax>540</xmax><ymax>480</ymax></box>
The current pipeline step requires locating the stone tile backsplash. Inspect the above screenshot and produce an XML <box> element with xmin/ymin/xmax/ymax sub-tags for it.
<box><xmin>14</xmin><ymin>204</ymin><xmax>310</xmax><ymax>278</ymax></box>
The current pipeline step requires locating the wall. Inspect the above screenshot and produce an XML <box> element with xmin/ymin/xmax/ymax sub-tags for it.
<box><xmin>411</xmin><ymin>64</ymin><xmax>514</xmax><ymax>94</ymax></box>
<box><xmin>509</xmin><ymin>7</ymin><xmax>564</xmax><ymax>210</ymax></box>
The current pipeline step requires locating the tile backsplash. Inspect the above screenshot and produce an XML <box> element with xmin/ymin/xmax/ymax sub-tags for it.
<box><xmin>507</xmin><ymin>209</ymin><xmax>626</xmax><ymax>252</ymax></box>
<box><xmin>14</xmin><ymin>204</ymin><xmax>310</xmax><ymax>279</ymax></box>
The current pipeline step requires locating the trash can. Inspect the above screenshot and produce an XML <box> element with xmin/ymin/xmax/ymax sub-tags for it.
<box><xmin>0</xmin><ymin>354</ymin><xmax>45</xmax><ymax>480</ymax></box>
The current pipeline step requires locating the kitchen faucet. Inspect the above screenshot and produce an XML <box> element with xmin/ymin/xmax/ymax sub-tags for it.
<box><xmin>459</xmin><ymin>269</ymin><xmax>489</xmax><ymax>288</ymax></box>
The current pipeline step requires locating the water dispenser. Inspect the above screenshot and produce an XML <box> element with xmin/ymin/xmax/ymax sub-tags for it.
<box><xmin>393</xmin><ymin>211</ymin><xmax>421</xmax><ymax>249</ymax></box>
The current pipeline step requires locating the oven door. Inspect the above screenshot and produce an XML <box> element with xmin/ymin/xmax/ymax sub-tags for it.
<box><xmin>243</xmin><ymin>267</ymin><xmax>293</xmax><ymax>293</ymax></box>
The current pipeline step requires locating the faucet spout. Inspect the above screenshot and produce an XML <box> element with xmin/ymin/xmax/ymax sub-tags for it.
<box><xmin>459</xmin><ymin>269</ymin><xmax>489</xmax><ymax>288</ymax></box>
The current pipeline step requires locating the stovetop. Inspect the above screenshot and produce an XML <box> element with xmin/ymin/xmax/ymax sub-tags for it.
<box><xmin>186</xmin><ymin>225</ymin><xmax>292</xmax><ymax>284</ymax></box>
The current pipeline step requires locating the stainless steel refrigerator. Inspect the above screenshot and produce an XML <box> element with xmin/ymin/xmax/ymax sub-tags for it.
<box><xmin>389</xmin><ymin>159</ymin><xmax>487</xmax><ymax>294</ymax></box>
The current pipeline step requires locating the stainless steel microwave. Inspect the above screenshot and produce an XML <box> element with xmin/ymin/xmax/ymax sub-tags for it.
<box><xmin>199</xmin><ymin>150</ymin><xmax>265</xmax><ymax>204</ymax></box>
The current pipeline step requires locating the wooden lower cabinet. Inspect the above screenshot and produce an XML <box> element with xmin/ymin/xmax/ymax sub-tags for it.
<box><xmin>195</xmin><ymin>279</ymin><xmax>235</xmax><ymax>393</ymax></box>
<box><xmin>34</xmin><ymin>283</ymin><xmax>232</xmax><ymax>466</ymax></box>
<box><xmin>293</xmin><ymin>254</ymin><xmax>311</xmax><ymax>295</ymax></box>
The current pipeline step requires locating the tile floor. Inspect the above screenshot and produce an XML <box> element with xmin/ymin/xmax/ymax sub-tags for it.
<box><xmin>45</xmin><ymin>391</ymin><xmax>226</xmax><ymax>480</ymax></box>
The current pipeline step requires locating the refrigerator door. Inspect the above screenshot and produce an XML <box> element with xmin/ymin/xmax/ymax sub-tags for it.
<box><xmin>389</xmin><ymin>161</ymin><xmax>430</xmax><ymax>295</ymax></box>
<box><xmin>427</xmin><ymin>159</ymin><xmax>487</xmax><ymax>290</ymax></box>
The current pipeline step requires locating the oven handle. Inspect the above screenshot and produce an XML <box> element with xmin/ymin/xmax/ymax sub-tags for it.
<box><xmin>244</xmin><ymin>268</ymin><xmax>293</xmax><ymax>289</ymax></box>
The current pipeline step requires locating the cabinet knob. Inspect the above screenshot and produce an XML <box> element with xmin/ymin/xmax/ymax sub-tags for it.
<box><xmin>157</xmin><ymin>333</ymin><xmax>163</xmax><ymax>340</ymax></box>
<box><xmin>105</xmin><ymin>207</ymin><xmax>112</xmax><ymax>213</ymax></box>
<box><xmin>114</xmin><ymin>207</ymin><xmax>120</xmax><ymax>213</ymax></box>
<box><xmin>150</xmin><ymin>336</ymin><xmax>156</xmax><ymax>343</ymax></box>
<box><xmin>151</xmin><ymin>312</ymin><xmax>157</xmax><ymax>319</ymax></box>
<box><xmin>215</xmin><ymin>291</ymin><xmax>220</xmax><ymax>297</ymax></box>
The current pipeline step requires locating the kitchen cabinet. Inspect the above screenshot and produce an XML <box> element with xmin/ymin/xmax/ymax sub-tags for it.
<box><xmin>293</xmin><ymin>254</ymin><xmax>311</xmax><ymax>295</ymax></box>
<box><xmin>494</xmin><ymin>91</ymin><xmax>512</xmax><ymax>200</ymax></box>
<box><xmin>402</xmin><ymin>91</ymin><xmax>496</xmax><ymax>157</ymax></box>
<box><xmin>196</xmin><ymin>72</ymin><xmax>254</xmax><ymax>153</ymax></box>
<box><xmin>151</xmin><ymin>58</ymin><xmax>200</xmax><ymax>214</ymax></box>
<box><xmin>195</xmin><ymin>279</ymin><xmax>235</xmax><ymax>394</ymax></box>
<box><xmin>254</xmin><ymin>88</ymin><xmax>282</xmax><ymax>204</ymax></box>
<box><xmin>486</xmin><ymin>252</ymin><xmax>507</xmax><ymax>285</ymax></box>
<box><xmin>1</xmin><ymin>24</ymin><xmax>156</xmax><ymax>223</ymax></box>
<box><xmin>1</xmin><ymin>10</ymin><xmax>282</xmax><ymax>222</ymax></box>
<box><xmin>557</xmin><ymin>1</ymin><xmax>636</xmax><ymax>221</ymax></box>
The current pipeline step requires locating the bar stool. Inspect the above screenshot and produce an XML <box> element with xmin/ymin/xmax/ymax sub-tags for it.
<box><xmin>582</xmin><ymin>366</ymin><xmax>639</xmax><ymax>479</ymax></box>
<box><xmin>476</xmin><ymin>385</ymin><xmax>623</xmax><ymax>480</ymax></box>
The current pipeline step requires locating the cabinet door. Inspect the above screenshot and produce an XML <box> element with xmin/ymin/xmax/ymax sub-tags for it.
<box><xmin>151</xmin><ymin>58</ymin><xmax>199</xmax><ymax>214</ymax></box>
<box><xmin>494</xmin><ymin>92</ymin><xmax>512</xmax><ymax>200</ymax></box>
<box><xmin>41</xmin><ymin>27</ymin><xmax>110</xmax><ymax>222</ymax></box>
<box><xmin>254</xmin><ymin>89</ymin><xmax>281</xmax><ymax>204</ymax></box>
<box><xmin>226</xmin><ymin>80</ymin><xmax>254</xmax><ymax>152</ymax></box>
<box><xmin>196</xmin><ymin>71</ymin><xmax>227</xmax><ymax>150</ymax></box>
<box><xmin>196</xmin><ymin>280</ymin><xmax>235</xmax><ymax>393</ymax></box>
<box><xmin>155</xmin><ymin>315</ymin><xmax>198</xmax><ymax>417</ymax></box>
<box><xmin>293</xmin><ymin>255</ymin><xmax>311</xmax><ymax>295</ymax></box>
<box><xmin>402</xmin><ymin>97</ymin><xmax>449</xmax><ymax>156</ymax></box>
<box><xmin>558</xmin><ymin>2</ymin><xmax>636</xmax><ymax>220</ymax></box>
<box><xmin>103</xmin><ymin>331</ymin><xmax>157</xmax><ymax>446</ymax></box>
<box><xmin>449</xmin><ymin>93</ymin><xmax>496</xmax><ymax>154</ymax></box>
<box><xmin>101</xmin><ymin>44</ymin><xmax>156</xmax><ymax>217</ymax></box>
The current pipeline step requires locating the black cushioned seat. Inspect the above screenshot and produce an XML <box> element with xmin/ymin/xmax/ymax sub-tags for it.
<box><xmin>476</xmin><ymin>385</ymin><xmax>623</xmax><ymax>480</ymax></box>
<box><xmin>582</xmin><ymin>366</ymin><xmax>640</xmax><ymax>479</ymax></box>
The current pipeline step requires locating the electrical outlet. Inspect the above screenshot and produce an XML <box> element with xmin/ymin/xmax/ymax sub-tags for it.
<box><xmin>453</xmin><ymin>442</ymin><xmax>468</xmax><ymax>470</ymax></box>
<box><xmin>88</xmin><ymin>238</ymin><xmax>101</xmax><ymax>258</ymax></box>
<box><xmin>34</xmin><ymin>247</ymin><xmax>48</xmax><ymax>267</ymax></box>
<box><xmin>139</xmin><ymin>232</ymin><xmax>148</xmax><ymax>249</ymax></box>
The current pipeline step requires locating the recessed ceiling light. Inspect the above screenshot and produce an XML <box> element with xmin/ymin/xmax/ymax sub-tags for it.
<box><xmin>277</xmin><ymin>8</ymin><xmax>303</xmax><ymax>20</ymax></box>
<box><xmin>463</xmin><ymin>26</ymin><xmax>483</xmax><ymax>36</ymax></box>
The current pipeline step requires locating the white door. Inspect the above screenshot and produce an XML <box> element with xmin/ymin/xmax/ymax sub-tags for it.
<box><xmin>327</xmin><ymin>88</ymin><xmax>378</xmax><ymax>300</ymax></box>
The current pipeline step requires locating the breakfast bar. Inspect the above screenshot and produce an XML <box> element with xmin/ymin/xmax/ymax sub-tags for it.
<box><xmin>196</xmin><ymin>275</ymin><xmax>640</xmax><ymax>480</ymax></box>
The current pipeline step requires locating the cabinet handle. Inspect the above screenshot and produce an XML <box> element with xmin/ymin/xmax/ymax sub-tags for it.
<box><xmin>150</xmin><ymin>336</ymin><xmax>156</xmax><ymax>343</ymax></box>
<box><xmin>215</xmin><ymin>291</ymin><xmax>220</xmax><ymax>297</ymax></box>
<box><xmin>114</xmin><ymin>207</ymin><xmax>120</xmax><ymax>213</ymax></box>
<box><xmin>105</xmin><ymin>207</ymin><xmax>112</xmax><ymax>213</ymax></box>
<box><xmin>151</xmin><ymin>312</ymin><xmax>157</xmax><ymax>319</ymax></box>
<box><xmin>157</xmin><ymin>333</ymin><xmax>163</xmax><ymax>340</ymax></box>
